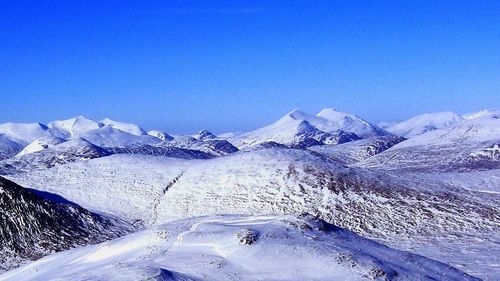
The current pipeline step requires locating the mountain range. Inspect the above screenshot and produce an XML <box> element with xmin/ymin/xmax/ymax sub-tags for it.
<box><xmin>0</xmin><ymin>107</ymin><xmax>499</xmax><ymax>280</ymax></box>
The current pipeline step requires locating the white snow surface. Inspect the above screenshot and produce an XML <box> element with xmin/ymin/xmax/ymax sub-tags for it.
<box><xmin>9</xmin><ymin>154</ymin><xmax>194</xmax><ymax>225</ymax></box>
<box><xmin>0</xmin><ymin>214</ymin><xmax>478</xmax><ymax>281</ymax></box>
<box><xmin>315</xmin><ymin>108</ymin><xmax>386</xmax><ymax>137</ymax></box>
<box><xmin>48</xmin><ymin>116</ymin><xmax>103</xmax><ymax>138</ymax></box>
<box><xmin>229</xmin><ymin>108</ymin><xmax>386</xmax><ymax>148</ymax></box>
<box><xmin>79</xmin><ymin>126</ymin><xmax>161</xmax><ymax>148</ymax></box>
<box><xmin>386</xmin><ymin>114</ymin><xmax>500</xmax><ymax>149</ymax></box>
<box><xmin>0</xmin><ymin>122</ymin><xmax>50</xmax><ymax>144</ymax></box>
<box><xmin>463</xmin><ymin>109</ymin><xmax>500</xmax><ymax>120</ymax></box>
<box><xmin>100</xmin><ymin>118</ymin><xmax>146</xmax><ymax>136</ymax></box>
<box><xmin>147</xmin><ymin>130</ymin><xmax>173</xmax><ymax>141</ymax></box>
<box><xmin>16</xmin><ymin>136</ymin><xmax>65</xmax><ymax>156</ymax></box>
<box><xmin>0</xmin><ymin>135</ymin><xmax>23</xmax><ymax>160</ymax></box>
<box><xmin>385</xmin><ymin>111</ymin><xmax>464</xmax><ymax>138</ymax></box>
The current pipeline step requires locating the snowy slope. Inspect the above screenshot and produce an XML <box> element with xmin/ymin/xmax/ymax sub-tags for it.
<box><xmin>385</xmin><ymin>112</ymin><xmax>464</xmax><ymax>138</ymax></box>
<box><xmin>0</xmin><ymin>214</ymin><xmax>479</xmax><ymax>281</ymax></box>
<box><xmin>315</xmin><ymin>108</ymin><xmax>388</xmax><ymax>137</ymax></box>
<box><xmin>0</xmin><ymin>122</ymin><xmax>50</xmax><ymax>144</ymax></box>
<box><xmin>100</xmin><ymin>118</ymin><xmax>146</xmax><ymax>136</ymax></box>
<box><xmin>463</xmin><ymin>109</ymin><xmax>500</xmax><ymax>119</ymax></box>
<box><xmin>153</xmin><ymin>149</ymin><xmax>498</xmax><ymax>235</ymax></box>
<box><xmin>48</xmin><ymin>116</ymin><xmax>103</xmax><ymax>138</ymax></box>
<box><xmin>0</xmin><ymin>177</ymin><xmax>131</xmax><ymax>272</ymax></box>
<box><xmin>0</xmin><ymin>135</ymin><xmax>23</xmax><ymax>160</ymax></box>
<box><xmin>166</xmin><ymin>135</ymin><xmax>238</xmax><ymax>156</ymax></box>
<box><xmin>309</xmin><ymin>136</ymin><xmax>405</xmax><ymax>164</ymax></box>
<box><xmin>228</xmin><ymin>109</ymin><xmax>364</xmax><ymax>149</ymax></box>
<box><xmin>79</xmin><ymin>126</ymin><xmax>161</xmax><ymax>148</ymax></box>
<box><xmin>6</xmin><ymin>148</ymin><xmax>499</xmax><ymax>279</ymax></box>
<box><xmin>0</xmin><ymin>138</ymin><xmax>112</xmax><ymax>174</ymax></box>
<box><xmin>9</xmin><ymin>150</ymin><xmax>497</xmax><ymax>236</ymax></box>
<box><xmin>147</xmin><ymin>130</ymin><xmax>174</xmax><ymax>141</ymax></box>
<box><xmin>360</xmin><ymin>114</ymin><xmax>500</xmax><ymax>172</ymax></box>
<box><xmin>16</xmin><ymin>136</ymin><xmax>65</xmax><ymax>156</ymax></box>
<box><xmin>7</xmin><ymin>155</ymin><xmax>195</xmax><ymax>225</ymax></box>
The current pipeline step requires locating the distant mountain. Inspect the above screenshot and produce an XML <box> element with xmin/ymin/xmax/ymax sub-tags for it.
<box><xmin>167</xmin><ymin>134</ymin><xmax>238</xmax><ymax>156</ymax></box>
<box><xmin>0</xmin><ymin>135</ymin><xmax>23</xmax><ymax>160</ymax></box>
<box><xmin>360</xmin><ymin>113</ymin><xmax>500</xmax><ymax>172</ymax></box>
<box><xmin>1</xmin><ymin>138</ymin><xmax>112</xmax><ymax>174</ymax></box>
<box><xmin>0</xmin><ymin>214</ymin><xmax>479</xmax><ymax>281</ymax></box>
<box><xmin>193</xmin><ymin>129</ymin><xmax>218</xmax><ymax>141</ymax></box>
<box><xmin>309</xmin><ymin>135</ymin><xmax>406</xmax><ymax>164</ymax></box>
<box><xmin>0</xmin><ymin>177</ymin><xmax>131</xmax><ymax>272</ymax></box>
<box><xmin>463</xmin><ymin>109</ymin><xmax>500</xmax><ymax>120</ymax></box>
<box><xmin>100</xmin><ymin>118</ymin><xmax>146</xmax><ymax>136</ymax></box>
<box><xmin>16</xmin><ymin>136</ymin><xmax>65</xmax><ymax>157</ymax></box>
<box><xmin>228</xmin><ymin>108</ymin><xmax>377</xmax><ymax>149</ymax></box>
<box><xmin>0</xmin><ymin>122</ymin><xmax>50</xmax><ymax>144</ymax></box>
<box><xmin>48</xmin><ymin>116</ymin><xmax>103</xmax><ymax>138</ymax></box>
<box><xmin>78</xmin><ymin>126</ymin><xmax>161</xmax><ymax>148</ymax></box>
<box><xmin>385</xmin><ymin>112</ymin><xmax>464</xmax><ymax>138</ymax></box>
<box><xmin>147</xmin><ymin>130</ymin><xmax>174</xmax><ymax>141</ymax></box>
<box><xmin>315</xmin><ymin>108</ymin><xmax>388</xmax><ymax>137</ymax></box>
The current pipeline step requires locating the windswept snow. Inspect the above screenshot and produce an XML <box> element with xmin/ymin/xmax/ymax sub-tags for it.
<box><xmin>360</xmin><ymin>114</ymin><xmax>500</xmax><ymax>172</ymax></box>
<box><xmin>0</xmin><ymin>135</ymin><xmax>23</xmax><ymax>160</ymax></box>
<box><xmin>48</xmin><ymin>116</ymin><xmax>103</xmax><ymax>138</ymax></box>
<box><xmin>100</xmin><ymin>118</ymin><xmax>146</xmax><ymax>136</ymax></box>
<box><xmin>1</xmin><ymin>109</ymin><xmax>499</xmax><ymax>279</ymax></box>
<box><xmin>0</xmin><ymin>122</ymin><xmax>50</xmax><ymax>144</ymax></box>
<box><xmin>16</xmin><ymin>136</ymin><xmax>65</xmax><ymax>156</ymax></box>
<box><xmin>0</xmin><ymin>177</ymin><xmax>131</xmax><ymax>272</ymax></box>
<box><xmin>147</xmin><ymin>130</ymin><xmax>174</xmax><ymax>141</ymax></box>
<box><xmin>0</xmin><ymin>215</ymin><xmax>479</xmax><ymax>281</ymax></box>
<box><xmin>228</xmin><ymin>108</ymin><xmax>374</xmax><ymax>149</ymax></box>
<box><xmin>385</xmin><ymin>111</ymin><xmax>464</xmax><ymax>138</ymax></box>
<box><xmin>463</xmin><ymin>109</ymin><xmax>500</xmax><ymax>120</ymax></box>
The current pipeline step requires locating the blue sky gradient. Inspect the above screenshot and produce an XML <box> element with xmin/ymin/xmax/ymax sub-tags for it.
<box><xmin>1</xmin><ymin>0</ymin><xmax>499</xmax><ymax>133</ymax></box>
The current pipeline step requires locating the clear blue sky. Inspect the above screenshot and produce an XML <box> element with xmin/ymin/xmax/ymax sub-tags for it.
<box><xmin>1</xmin><ymin>0</ymin><xmax>499</xmax><ymax>133</ymax></box>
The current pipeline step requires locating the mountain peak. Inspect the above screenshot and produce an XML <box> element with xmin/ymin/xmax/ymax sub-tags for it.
<box><xmin>195</xmin><ymin>130</ymin><xmax>217</xmax><ymax>141</ymax></box>
<box><xmin>48</xmin><ymin>116</ymin><xmax>103</xmax><ymax>138</ymax></box>
<box><xmin>463</xmin><ymin>109</ymin><xmax>500</xmax><ymax>120</ymax></box>
<box><xmin>317</xmin><ymin>107</ymin><xmax>337</xmax><ymax>115</ymax></box>
<box><xmin>386</xmin><ymin>111</ymin><xmax>464</xmax><ymax>138</ymax></box>
<box><xmin>99</xmin><ymin>118</ymin><xmax>146</xmax><ymax>136</ymax></box>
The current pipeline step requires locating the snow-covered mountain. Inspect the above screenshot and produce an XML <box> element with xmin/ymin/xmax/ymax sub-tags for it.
<box><xmin>309</xmin><ymin>135</ymin><xmax>406</xmax><ymax>164</ymax></box>
<box><xmin>0</xmin><ymin>122</ymin><xmax>50</xmax><ymax>144</ymax></box>
<box><xmin>0</xmin><ymin>109</ymin><xmax>499</xmax><ymax>279</ymax></box>
<box><xmin>0</xmin><ymin>135</ymin><xmax>23</xmax><ymax>161</ymax></box>
<box><xmin>100</xmin><ymin>118</ymin><xmax>146</xmax><ymax>136</ymax></box>
<box><xmin>385</xmin><ymin>111</ymin><xmax>464</xmax><ymax>138</ymax></box>
<box><xmin>10</xmin><ymin>149</ymin><xmax>497</xmax><ymax>236</ymax></box>
<box><xmin>166</xmin><ymin>131</ymin><xmax>239</xmax><ymax>156</ymax></box>
<box><xmin>360</xmin><ymin>113</ymin><xmax>500</xmax><ymax>172</ymax></box>
<box><xmin>228</xmin><ymin>108</ymin><xmax>379</xmax><ymax>149</ymax></box>
<box><xmin>315</xmin><ymin>108</ymin><xmax>388</xmax><ymax>137</ymax></box>
<box><xmin>0</xmin><ymin>214</ymin><xmax>479</xmax><ymax>281</ymax></box>
<box><xmin>16</xmin><ymin>136</ymin><xmax>65</xmax><ymax>157</ymax></box>
<box><xmin>463</xmin><ymin>109</ymin><xmax>500</xmax><ymax>120</ymax></box>
<box><xmin>147</xmin><ymin>130</ymin><xmax>174</xmax><ymax>141</ymax></box>
<box><xmin>0</xmin><ymin>177</ymin><xmax>131</xmax><ymax>271</ymax></box>
<box><xmin>48</xmin><ymin>116</ymin><xmax>103</xmax><ymax>138</ymax></box>
<box><xmin>1</xmin><ymin>138</ymin><xmax>112</xmax><ymax>174</ymax></box>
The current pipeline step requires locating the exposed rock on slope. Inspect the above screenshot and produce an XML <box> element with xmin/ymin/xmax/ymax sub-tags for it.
<box><xmin>0</xmin><ymin>215</ymin><xmax>479</xmax><ymax>281</ymax></box>
<box><xmin>0</xmin><ymin>177</ymin><xmax>131</xmax><ymax>271</ymax></box>
<box><xmin>0</xmin><ymin>135</ymin><xmax>23</xmax><ymax>161</ymax></box>
<box><xmin>0</xmin><ymin>138</ymin><xmax>112</xmax><ymax>174</ymax></box>
<box><xmin>309</xmin><ymin>135</ymin><xmax>406</xmax><ymax>164</ymax></box>
<box><xmin>359</xmin><ymin>115</ymin><xmax>500</xmax><ymax>172</ymax></box>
